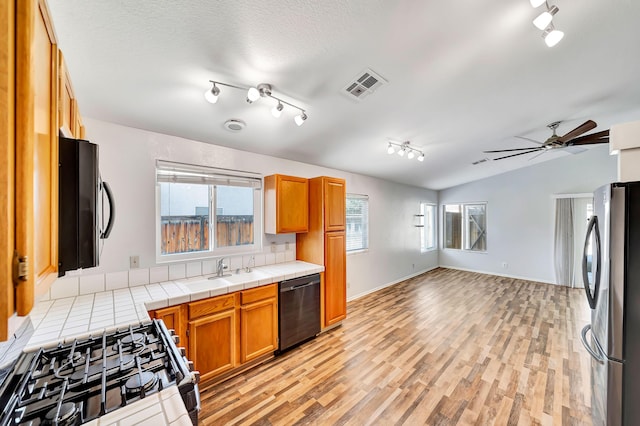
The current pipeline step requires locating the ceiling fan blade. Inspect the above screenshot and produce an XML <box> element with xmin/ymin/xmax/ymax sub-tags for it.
<box><xmin>527</xmin><ymin>150</ymin><xmax>548</xmax><ymax>161</ymax></box>
<box><xmin>483</xmin><ymin>147</ymin><xmax>541</xmax><ymax>153</ymax></box>
<box><xmin>493</xmin><ymin>148</ymin><xmax>543</xmax><ymax>160</ymax></box>
<box><xmin>566</xmin><ymin>130</ymin><xmax>610</xmax><ymax>146</ymax></box>
<box><xmin>557</xmin><ymin>120</ymin><xmax>597</xmax><ymax>143</ymax></box>
<box><xmin>514</xmin><ymin>136</ymin><xmax>545</xmax><ymax>145</ymax></box>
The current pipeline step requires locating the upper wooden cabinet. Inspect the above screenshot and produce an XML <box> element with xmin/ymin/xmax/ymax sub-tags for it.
<box><xmin>322</xmin><ymin>177</ymin><xmax>346</xmax><ymax>232</ymax></box>
<box><xmin>264</xmin><ymin>174</ymin><xmax>309</xmax><ymax>234</ymax></box>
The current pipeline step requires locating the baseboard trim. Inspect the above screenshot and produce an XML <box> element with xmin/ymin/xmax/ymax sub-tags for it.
<box><xmin>437</xmin><ymin>265</ymin><xmax>557</xmax><ymax>285</ymax></box>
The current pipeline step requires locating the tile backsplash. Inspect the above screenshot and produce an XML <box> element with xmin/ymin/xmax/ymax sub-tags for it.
<box><xmin>41</xmin><ymin>244</ymin><xmax>295</xmax><ymax>302</ymax></box>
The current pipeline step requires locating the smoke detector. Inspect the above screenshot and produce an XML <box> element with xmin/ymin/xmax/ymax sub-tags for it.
<box><xmin>223</xmin><ymin>119</ymin><xmax>246</xmax><ymax>132</ymax></box>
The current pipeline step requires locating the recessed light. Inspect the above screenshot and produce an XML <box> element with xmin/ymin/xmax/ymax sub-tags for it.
<box><xmin>223</xmin><ymin>119</ymin><xmax>246</xmax><ymax>132</ymax></box>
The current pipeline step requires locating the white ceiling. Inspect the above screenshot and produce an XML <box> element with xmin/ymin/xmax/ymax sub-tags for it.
<box><xmin>47</xmin><ymin>0</ymin><xmax>640</xmax><ymax>190</ymax></box>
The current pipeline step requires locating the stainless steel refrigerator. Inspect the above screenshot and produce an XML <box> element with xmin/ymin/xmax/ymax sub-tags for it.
<box><xmin>580</xmin><ymin>181</ymin><xmax>640</xmax><ymax>425</ymax></box>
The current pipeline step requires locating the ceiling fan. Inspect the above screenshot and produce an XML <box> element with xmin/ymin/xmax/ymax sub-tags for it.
<box><xmin>484</xmin><ymin>120</ymin><xmax>610</xmax><ymax>161</ymax></box>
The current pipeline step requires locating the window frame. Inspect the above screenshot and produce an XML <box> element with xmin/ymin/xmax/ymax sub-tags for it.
<box><xmin>155</xmin><ymin>160</ymin><xmax>263</xmax><ymax>263</ymax></box>
<box><xmin>420</xmin><ymin>202</ymin><xmax>437</xmax><ymax>252</ymax></box>
<box><xmin>346</xmin><ymin>193</ymin><xmax>369</xmax><ymax>254</ymax></box>
<box><xmin>442</xmin><ymin>202</ymin><xmax>487</xmax><ymax>253</ymax></box>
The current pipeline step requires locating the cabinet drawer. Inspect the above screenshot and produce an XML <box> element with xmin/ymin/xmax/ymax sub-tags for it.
<box><xmin>241</xmin><ymin>284</ymin><xmax>277</xmax><ymax>305</ymax></box>
<box><xmin>188</xmin><ymin>294</ymin><xmax>236</xmax><ymax>320</ymax></box>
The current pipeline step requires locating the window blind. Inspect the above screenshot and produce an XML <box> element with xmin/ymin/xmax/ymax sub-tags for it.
<box><xmin>156</xmin><ymin>160</ymin><xmax>262</xmax><ymax>189</ymax></box>
<box><xmin>346</xmin><ymin>194</ymin><xmax>369</xmax><ymax>252</ymax></box>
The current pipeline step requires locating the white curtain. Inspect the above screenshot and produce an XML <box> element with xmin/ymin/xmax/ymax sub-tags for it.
<box><xmin>554</xmin><ymin>198</ymin><xmax>574</xmax><ymax>286</ymax></box>
<box><xmin>572</xmin><ymin>198</ymin><xmax>592</xmax><ymax>288</ymax></box>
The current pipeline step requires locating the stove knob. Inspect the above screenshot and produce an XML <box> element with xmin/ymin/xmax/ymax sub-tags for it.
<box><xmin>186</xmin><ymin>360</ymin><xmax>195</xmax><ymax>371</ymax></box>
<box><xmin>169</xmin><ymin>329</ymin><xmax>176</xmax><ymax>336</ymax></box>
<box><xmin>172</xmin><ymin>335</ymin><xmax>180</xmax><ymax>345</ymax></box>
<box><xmin>192</xmin><ymin>370</ymin><xmax>201</xmax><ymax>384</ymax></box>
<box><xmin>178</xmin><ymin>347</ymin><xmax>186</xmax><ymax>356</ymax></box>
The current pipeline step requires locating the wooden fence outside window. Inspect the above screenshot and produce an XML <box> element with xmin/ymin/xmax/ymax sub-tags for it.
<box><xmin>161</xmin><ymin>215</ymin><xmax>254</xmax><ymax>254</ymax></box>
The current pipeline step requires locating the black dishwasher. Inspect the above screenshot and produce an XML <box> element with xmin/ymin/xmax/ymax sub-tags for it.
<box><xmin>278</xmin><ymin>274</ymin><xmax>321</xmax><ymax>352</ymax></box>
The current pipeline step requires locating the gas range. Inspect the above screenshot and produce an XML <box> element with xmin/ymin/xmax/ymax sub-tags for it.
<box><xmin>0</xmin><ymin>320</ymin><xmax>199</xmax><ymax>425</ymax></box>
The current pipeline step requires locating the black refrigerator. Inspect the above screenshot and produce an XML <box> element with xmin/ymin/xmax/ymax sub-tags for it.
<box><xmin>580</xmin><ymin>181</ymin><xmax>640</xmax><ymax>425</ymax></box>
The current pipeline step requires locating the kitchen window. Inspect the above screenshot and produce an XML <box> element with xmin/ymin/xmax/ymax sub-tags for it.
<box><xmin>346</xmin><ymin>194</ymin><xmax>369</xmax><ymax>252</ymax></box>
<box><xmin>443</xmin><ymin>203</ymin><xmax>487</xmax><ymax>252</ymax></box>
<box><xmin>156</xmin><ymin>160</ymin><xmax>262</xmax><ymax>262</ymax></box>
<box><xmin>420</xmin><ymin>203</ymin><xmax>436</xmax><ymax>252</ymax></box>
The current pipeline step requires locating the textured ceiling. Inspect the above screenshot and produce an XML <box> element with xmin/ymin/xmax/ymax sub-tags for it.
<box><xmin>47</xmin><ymin>0</ymin><xmax>640</xmax><ymax>190</ymax></box>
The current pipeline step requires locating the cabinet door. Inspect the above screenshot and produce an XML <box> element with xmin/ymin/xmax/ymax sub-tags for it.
<box><xmin>150</xmin><ymin>305</ymin><xmax>187</xmax><ymax>356</ymax></box>
<box><xmin>188</xmin><ymin>309</ymin><xmax>236</xmax><ymax>381</ymax></box>
<box><xmin>264</xmin><ymin>174</ymin><xmax>309</xmax><ymax>234</ymax></box>
<box><xmin>58</xmin><ymin>54</ymin><xmax>76</xmax><ymax>137</ymax></box>
<box><xmin>240</xmin><ymin>296</ymin><xmax>278</xmax><ymax>363</ymax></box>
<box><xmin>324</xmin><ymin>178</ymin><xmax>345</xmax><ymax>232</ymax></box>
<box><xmin>15</xmin><ymin>0</ymin><xmax>59</xmax><ymax>316</ymax></box>
<box><xmin>324</xmin><ymin>231</ymin><xmax>346</xmax><ymax>326</ymax></box>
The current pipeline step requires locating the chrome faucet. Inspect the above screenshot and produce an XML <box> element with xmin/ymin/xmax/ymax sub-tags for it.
<box><xmin>245</xmin><ymin>256</ymin><xmax>255</xmax><ymax>273</ymax></box>
<box><xmin>216</xmin><ymin>257</ymin><xmax>227</xmax><ymax>277</ymax></box>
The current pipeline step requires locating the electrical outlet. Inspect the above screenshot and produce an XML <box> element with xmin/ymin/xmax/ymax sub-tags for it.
<box><xmin>130</xmin><ymin>256</ymin><xmax>140</xmax><ymax>269</ymax></box>
<box><xmin>347</xmin><ymin>282</ymin><xmax>351</xmax><ymax>289</ymax></box>
<box><xmin>502</xmin><ymin>262</ymin><xmax>508</xmax><ymax>269</ymax></box>
<box><xmin>285</xmin><ymin>242</ymin><xmax>290</xmax><ymax>250</ymax></box>
<box><xmin>271</xmin><ymin>242</ymin><xmax>277</xmax><ymax>253</ymax></box>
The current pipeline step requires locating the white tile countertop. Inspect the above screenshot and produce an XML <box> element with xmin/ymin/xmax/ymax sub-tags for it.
<box><xmin>25</xmin><ymin>260</ymin><xmax>323</xmax><ymax>351</ymax></box>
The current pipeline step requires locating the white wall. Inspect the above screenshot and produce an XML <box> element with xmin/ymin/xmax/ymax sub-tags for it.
<box><xmin>438</xmin><ymin>145</ymin><xmax>616</xmax><ymax>283</ymax></box>
<box><xmin>83</xmin><ymin>118</ymin><xmax>438</xmax><ymax>300</ymax></box>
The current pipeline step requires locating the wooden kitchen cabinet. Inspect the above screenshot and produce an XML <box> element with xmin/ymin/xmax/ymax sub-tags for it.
<box><xmin>187</xmin><ymin>293</ymin><xmax>239</xmax><ymax>382</ymax></box>
<box><xmin>149</xmin><ymin>304</ymin><xmax>187</xmax><ymax>355</ymax></box>
<box><xmin>240</xmin><ymin>284</ymin><xmax>278</xmax><ymax>363</ymax></box>
<box><xmin>323</xmin><ymin>177</ymin><xmax>346</xmax><ymax>232</ymax></box>
<box><xmin>264</xmin><ymin>174</ymin><xmax>309</xmax><ymax>234</ymax></box>
<box><xmin>324</xmin><ymin>231</ymin><xmax>347</xmax><ymax>326</ymax></box>
<box><xmin>297</xmin><ymin>176</ymin><xmax>347</xmax><ymax>329</ymax></box>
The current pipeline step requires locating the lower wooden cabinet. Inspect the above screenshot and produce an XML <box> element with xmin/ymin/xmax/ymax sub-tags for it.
<box><xmin>240</xmin><ymin>284</ymin><xmax>278</xmax><ymax>363</ymax></box>
<box><xmin>324</xmin><ymin>231</ymin><xmax>347</xmax><ymax>326</ymax></box>
<box><xmin>149</xmin><ymin>283</ymin><xmax>279</xmax><ymax>383</ymax></box>
<box><xmin>149</xmin><ymin>304</ymin><xmax>187</xmax><ymax>354</ymax></box>
<box><xmin>188</xmin><ymin>308</ymin><xmax>236</xmax><ymax>381</ymax></box>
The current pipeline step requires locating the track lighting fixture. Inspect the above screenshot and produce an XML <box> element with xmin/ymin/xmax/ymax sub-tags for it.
<box><xmin>272</xmin><ymin>102</ymin><xmax>284</xmax><ymax>118</ymax></box>
<box><xmin>386</xmin><ymin>141</ymin><xmax>425</xmax><ymax>163</ymax></box>
<box><xmin>204</xmin><ymin>82</ymin><xmax>221</xmax><ymax>104</ymax></box>
<box><xmin>204</xmin><ymin>80</ymin><xmax>308</xmax><ymax>126</ymax></box>
<box><xmin>529</xmin><ymin>1</ymin><xmax>564</xmax><ymax>47</ymax></box>
<box><xmin>533</xmin><ymin>4</ymin><xmax>559</xmax><ymax>30</ymax></box>
<box><xmin>542</xmin><ymin>25</ymin><xmax>564</xmax><ymax>47</ymax></box>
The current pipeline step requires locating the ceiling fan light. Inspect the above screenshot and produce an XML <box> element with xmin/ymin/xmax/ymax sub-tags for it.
<box><xmin>204</xmin><ymin>83</ymin><xmax>220</xmax><ymax>104</ymax></box>
<box><xmin>407</xmin><ymin>150</ymin><xmax>415</xmax><ymax>159</ymax></box>
<box><xmin>417</xmin><ymin>153</ymin><xmax>425</xmax><ymax>162</ymax></box>
<box><xmin>544</xmin><ymin>28</ymin><xmax>564</xmax><ymax>47</ymax></box>
<box><xmin>387</xmin><ymin>144</ymin><xmax>395</xmax><ymax>154</ymax></box>
<box><xmin>294</xmin><ymin>112</ymin><xmax>307</xmax><ymax>126</ymax></box>
<box><xmin>246</xmin><ymin>87</ymin><xmax>260</xmax><ymax>103</ymax></box>
<box><xmin>530</xmin><ymin>0</ymin><xmax>546</xmax><ymax>7</ymax></box>
<box><xmin>272</xmin><ymin>102</ymin><xmax>283</xmax><ymax>118</ymax></box>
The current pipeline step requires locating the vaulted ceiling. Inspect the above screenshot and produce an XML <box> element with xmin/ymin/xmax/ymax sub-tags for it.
<box><xmin>47</xmin><ymin>0</ymin><xmax>640</xmax><ymax>189</ymax></box>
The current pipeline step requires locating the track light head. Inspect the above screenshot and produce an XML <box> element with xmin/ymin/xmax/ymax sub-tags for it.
<box><xmin>246</xmin><ymin>87</ymin><xmax>260</xmax><ymax>103</ymax></box>
<box><xmin>398</xmin><ymin>148</ymin><xmax>406</xmax><ymax>157</ymax></box>
<box><xmin>204</xmin><ymin>82</ymin><xmax>220</xmax><ymax>104</ymax></box>
<box><xmin>387</xmin><ymin>144</ymin><xmax>395</xmax><ymax>154</ymax></box>
<box><xmin>542</xmin><ymin>26</ymin><xmax>564</xmax><ymax>47</ymax></box>
<box><xmin>272</xmin><ymin>102</ymin><xmax>284</xmax><ymax>118</ymax></box>
<box><xmin>533</xmin><ymin>5</ymin><xmax>559</xmax><ymax>30</ymax></box>
<box><xmin>294</xmin><ymin>112</ymin><xmax>307</xmax><ymax>126</ymax></box>
<box><xmin>417</xmin><ymin>153</ymin><xmax>425</xmax><ymax>162</ymax></box>
<box><xmin>407</xmin><ymin>150</ymin><xmax>415</xmax><ymax>160</ymax></box>
<box><xmin>530</xmin><ymin>0</ymin><xmax>546</xmax><ymax>7</ymax></box>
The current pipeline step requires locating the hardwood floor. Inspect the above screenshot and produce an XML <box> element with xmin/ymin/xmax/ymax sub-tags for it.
<box><xmin>199</xmin><ymin>268</ymin><xmax>593</xmax><ymax>425</ymax></box>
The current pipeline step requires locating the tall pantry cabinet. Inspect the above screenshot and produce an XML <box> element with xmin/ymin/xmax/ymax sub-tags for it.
<box><xmin>296</xmin><ymin>177</ymin><xmax>347</xmax><ymax>328</ymax></box>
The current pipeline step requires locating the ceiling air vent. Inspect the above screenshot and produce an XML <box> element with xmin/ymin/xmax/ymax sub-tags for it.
<box><xmin>342</xmin><ymin>68</ymin><xmax>387</xmax><ymax>101</ymax></box>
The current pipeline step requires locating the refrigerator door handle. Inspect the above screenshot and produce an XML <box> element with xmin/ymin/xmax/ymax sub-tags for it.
<box><xmin>582</xmin><ymin>215</ymin><xmax>601</xmax><ymax>309</ymax></box>
<box><xmin>580</xmin><ymin>324</ymin><xmax>606</xmax><ymax>363</ymax></box>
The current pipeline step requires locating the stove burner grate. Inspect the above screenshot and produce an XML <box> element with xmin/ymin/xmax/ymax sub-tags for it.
<box><xmin>125</xmin><ymin>371</ymin><xmax>158</xmax><ymax>394</ymax></box>
<box><xmin>44</xmin><ymin>402</ymin><xmax>78</xmax><ymax>425</ymax></box>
